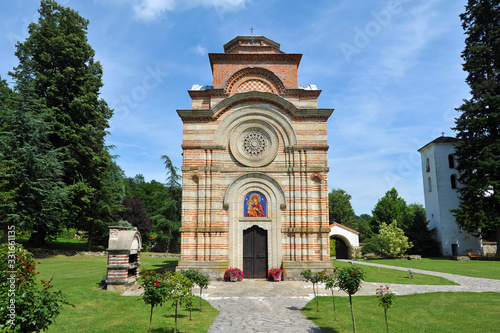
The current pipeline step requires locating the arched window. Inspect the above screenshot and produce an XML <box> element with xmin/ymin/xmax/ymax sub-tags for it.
<box><xmin>451</xmin><ymin>174</ymin><xmax>457</xmax><ymax>189</ymax></box>
<box><xmin>448</xmin><ymin>154</ymin><xmax>455</xmax><ymax>168</ymax></box>
<box><xmin>428</xmin><ymin>177</ymin><xmax>432</xmax><ymax>192</ymax></box>
<box><xmin>425</xmin><ymin>158</ymin><xmax>430</xmax><ymax>172</ymax></box>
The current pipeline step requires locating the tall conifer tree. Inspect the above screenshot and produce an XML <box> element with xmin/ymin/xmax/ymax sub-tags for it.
<box><xmin>453</xmin><ymin>0</ymin><xmax>500</xmax><ymax>252</ymax></box>
<box><xmin>0</xmin><ymin>75</ymin><xmax>66</xmax><ymax>243</ymax></box>
<box><xmin>10</xmin><ymin>0</ymin><xmax>113</xmax><ymax>247</ymax></box>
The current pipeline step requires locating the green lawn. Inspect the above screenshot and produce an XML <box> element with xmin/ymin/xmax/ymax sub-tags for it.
<box><xmin>357</xmin><ymin>258</ymin><xmax>500</xmax><ymax>280</ymax></box>
<box><xmin>302</xmin><ymin>292</ymin><xmax>500</xmax><ymax>333</ymax></box>
<box><xmin>332</xmin><ymin>260</ymin><xmax>458</xmax><ymax>285</ymax></box>
<box><xmin>36</xmin><ymin>255</ymin><xmax>217</xmax><ymax>332</ymax></box>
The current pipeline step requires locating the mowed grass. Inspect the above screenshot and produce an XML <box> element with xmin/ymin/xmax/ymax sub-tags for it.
<box><xmin>302</xmin><ymin>292</ymin><xmax>500</xmax><ymax>333</ymax></box>
<box><xmin>332</xmin><ymin>260</ymin><xmax>458</xmax><ymax>285</ymax></box>
<box><xmin>36</xmin><ymin>255</ymin><xmax>217</xmax><ymax>332</ymax></box>
<box><xmin>361</xmin><ymin>258</ymin><xmax>500</xmax><ymax>280</ymax></box>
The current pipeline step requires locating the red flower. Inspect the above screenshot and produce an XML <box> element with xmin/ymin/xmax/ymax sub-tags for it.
<box><xmin>41</xmin><ymin>279</ymin><xmax>46</xmax><ymax>284</ymax></box>
<box><xmin>155</xmin><ymin>281</ymin><xmax>159</xmax><ymax>288</ymax></box>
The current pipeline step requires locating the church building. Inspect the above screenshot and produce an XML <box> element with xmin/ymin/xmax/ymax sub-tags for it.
<box><xmin>176</xmin><ymin>35</ymin><xmax>333</xmax><ymax>279</ymax></box>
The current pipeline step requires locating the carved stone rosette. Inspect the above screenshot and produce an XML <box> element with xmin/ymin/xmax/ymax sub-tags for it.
<box><xmin>229</xmin><ymin>121</ymin><xmax>279</xmax><ymax>167</ymax></box>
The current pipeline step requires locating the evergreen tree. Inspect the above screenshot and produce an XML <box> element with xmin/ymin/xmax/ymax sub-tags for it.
<box><xmin>404</xmin><ymin>204</ymin><xmax>439</xmax><ymax>257</ymax></box>
<box><xmin>453</xmin><ymin>0</ymin><xmax>500</xmax><ymax>252</ymax></box>
<box><xmin>10</xmin><ymin>0</ymin><xmax>113</xmax><ymax>246</ymax></box>
<box><xmin>0</xmin><ymin>78</ymin><xmax>66</xmax><ymax>244</ymax></box>
<box><xmin>150</xmin><ymin>155</ymin><xmax>182</xmax><ymax>252</ymax></box>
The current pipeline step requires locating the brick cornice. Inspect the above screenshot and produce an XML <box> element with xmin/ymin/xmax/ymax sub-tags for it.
<box><xmin>209</xmin><ymin>53</ymin><xmax>302</xmax><ymax>71</ymax></box>
<box><xmin>177</xmin><ymin>91</ymin><xmax>334</xmax><ymax>121</ymax></box>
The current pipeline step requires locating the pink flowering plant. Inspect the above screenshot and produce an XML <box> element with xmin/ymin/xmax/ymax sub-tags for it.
<box><xmin>224</xmin><ymin>267</ymin><xmax>244</xmax><ymax>281</ymax></box>
<box><xmin>268</xmin><ymin>268</ymin><xmax>285</xmax><ymax>280</ymax></box>
<box><xmin>376</xmin><ymin>285</ymin><xmax>396</xmax><ymax>333</ymax></box>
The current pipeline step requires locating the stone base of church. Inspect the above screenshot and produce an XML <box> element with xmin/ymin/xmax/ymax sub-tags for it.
<box><xmin>282</xmin><ymin>260</ymin><xmax>333</xmax><ymax>280</ymax></box>
<box><xmin>176</xmin><ymin>260</ymin><xmax>229</xmax><ymax>281</ymax></box>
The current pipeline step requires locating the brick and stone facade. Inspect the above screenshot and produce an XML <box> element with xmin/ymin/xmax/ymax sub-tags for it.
<box><xmin>176</xmin><ymin>36</ymin><xmax>333</xmax><ymax>279</ymax></box>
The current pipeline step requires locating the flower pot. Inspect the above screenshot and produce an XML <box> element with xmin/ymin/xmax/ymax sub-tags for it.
<box><xmin>230</xmin><ymin>277</ymin><xmax>237</xmax><ymax>282</ymax></box>
<box><xmin>273</xmin><ymin>274</ymin><xmax>281</xmax><ymax>282</ymax></box>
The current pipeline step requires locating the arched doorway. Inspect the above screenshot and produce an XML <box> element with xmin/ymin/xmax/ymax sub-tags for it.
<box><xmin>243</xmin><ymin>225</ymin><xmax>268</xmax><ymax>278</ymax></box>
<box><xmin>333</xmin><ymin>237</ymin><xmax>349</xmax><ymax>259</ymax></box>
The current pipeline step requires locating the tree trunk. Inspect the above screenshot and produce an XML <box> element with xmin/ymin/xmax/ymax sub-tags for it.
<box><xmin>331</xmin><ymin>290</ymin><xmax>337</xmax><ymax>321</ymax></box>
<box><xmin>200</xmin><ymin>288</ymin><xmax>203</xmax><ymax>311</ymax></box>
<box><xmin>87</xmin><ymin>235</ymin><xmax>92</xmax><ymax>251</ymax></box>
<box><xmin>28</xmin><ymin>228</ymin><xmax>46</xmax><ymax>247</ymax></box>
<box><xmin>314</xmin><ymin>282</ymin><xmax>319</xmax><ymax>311</ymax></box>
<box><xmin>496</xmin><ymin>226</ymin><xmax>500</xmax><ymax>255</ymax></box>
<box><xmin>349</xmin><ymin>294</ymin><xmax>356</xmax><ymax>333</ymax></box>
<box><xmin>174</xmin><ymin>303</ymin><xmax>178</xmax><ymax>333</ymax></box>
<box><xmin>384</xmin><ymin>309</ymin><xmax>389</xmax><ymax>333</ymax></box>
<box><xmin>149</xmin><ymin>305</ymin><xmax>154</xmax><ymax>333</ymax></box>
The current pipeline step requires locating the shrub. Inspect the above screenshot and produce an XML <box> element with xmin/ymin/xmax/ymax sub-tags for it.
<box><xmin>378</xmin><ymin>221</ymin><xmax>413</xmax><ymax>258</ymax></box>
<box><xmin>0</xmin><ymin>243</ymin><xmax>68</xmax><ymax>332</ymax></box>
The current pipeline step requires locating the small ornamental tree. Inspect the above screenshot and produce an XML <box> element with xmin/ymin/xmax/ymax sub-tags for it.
<box><xmin>336</xmin><ymin>266</ymin><xmax>365</xmax><ymax>333</ymax></box>
<box><xmin>165</xmin><ymin>272</ymin><xmax>193</xmax><ymax>333</ymax></box>
<box><xmin>193</xmin><ymin>272</ymin><xmax>210</xmax><ymax>312</ymax></box>
<box><xmin>140</xmin><ymin>269</ymin><xmax>167</xmax><ymax>333</ymax></box>
<box><xmin>324</xmin><ymin>269</ymin><xmax>339</xmax><ymax>321</ymax></box>
<box><xmin>179</xmin><ymin>268</ymin><xmax>198</xmax><ymax>320</ymax></box>
<box><xmin>376</xmin><ymin>285</ymin><xmax>396</xmax><ymax>333</ymax></box>
<box><xmin>0</xmin><ymin>243</ymin><xmax>68</xmax><ymax>332</ymax></box>
<box><xmin>378</xmin><ymin>221</ymin><xmax>413</xmax><ymax>258</ymax></box>
<box><xmin>300</xmin><ymin>269</ymin><xmax>328</xmax><ymax>312</ymax></box>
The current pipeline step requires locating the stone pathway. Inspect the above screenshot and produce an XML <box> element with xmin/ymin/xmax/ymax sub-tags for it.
<box><xmin>198</xmin><ymin>262</ymin><xmax>500</xmax><ymax>332</ymax></box>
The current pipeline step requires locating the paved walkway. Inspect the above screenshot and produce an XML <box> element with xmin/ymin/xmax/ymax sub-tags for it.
<box><xmin>198</xmin><ymin>261</ymin><xmax>500</xmax><ymax>332</ymax></box>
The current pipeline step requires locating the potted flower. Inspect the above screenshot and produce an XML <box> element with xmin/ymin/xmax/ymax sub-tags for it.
<box><xmin>224</xmin><ymin>267</ymin><xmax>244</xmax><ymax>282</ymax></box>
<box><xmin>268</xmin><ymin>268</ymin><xmax>285</xmax><ymax>281</ymax></box>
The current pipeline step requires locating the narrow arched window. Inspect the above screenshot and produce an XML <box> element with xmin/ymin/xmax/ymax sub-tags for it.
<box><xmin>425</xmin><ymin>158</ymin><xmax>430</xmax><ymax>172</ymax></box>
<box><xmin>428</xmin><ymin>177</ymin><xmax>432</xmax><ymax>192</ymax></box>
<box><xmin>448</xmin><ymin>154</ymin><xmax>455</xmax><ymax>168</ymax></box>
<box><xmin>451</xmin><ymin>174</ymin><xmax>457</xmax><ymax>189</ymax></box>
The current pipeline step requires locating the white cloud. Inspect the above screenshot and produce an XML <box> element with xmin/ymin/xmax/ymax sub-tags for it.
<box><xmin>192</xmin><ymin>43</ymin><xmax>208</xmax><ymax>56</ymax></box>
<box><xmin>130</xmin><ymin>0</ymin><xmax>250</xmax><ymax>21</ymax></box>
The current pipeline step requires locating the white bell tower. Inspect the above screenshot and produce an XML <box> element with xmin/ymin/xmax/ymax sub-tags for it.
<box><xmin>418</xmin><ymin>136</ymin><xmax>482</xmax><ymax>256</ymax></box>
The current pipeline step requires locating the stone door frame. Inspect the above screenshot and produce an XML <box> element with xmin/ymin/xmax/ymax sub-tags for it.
<box><xmin>223</xmin><ymin>173</ymin><xmax>286</xmax><ymax>271</ymax></box>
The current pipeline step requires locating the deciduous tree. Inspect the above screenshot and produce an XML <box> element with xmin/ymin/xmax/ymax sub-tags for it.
<box><xmin>328</xmin><ymin>188</ymin><xmax>357</xmax><ymax>228</ymax></box>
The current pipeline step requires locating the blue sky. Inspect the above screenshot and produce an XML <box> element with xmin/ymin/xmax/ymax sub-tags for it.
<box><xmin>0</xmin><ymin>0</ymin><xmax>469</xmax><ymax>215</ymax></box>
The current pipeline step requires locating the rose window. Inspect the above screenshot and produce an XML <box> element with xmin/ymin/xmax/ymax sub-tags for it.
<box><xmin>243</xmin><ymin>132</ymin><xmax>267</xmax><ymax>156</ymax></box>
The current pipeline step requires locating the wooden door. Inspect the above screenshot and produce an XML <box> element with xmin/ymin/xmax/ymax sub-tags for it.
<box><xmin>243</xmin><ymin>226</ymin><xmax>268</xmax><ymax>278</ymax></box>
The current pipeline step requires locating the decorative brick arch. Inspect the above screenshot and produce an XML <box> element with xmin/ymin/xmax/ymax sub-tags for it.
<box><xmin>213</xmin><ymin>105</ymin><xmax>298</xmax><ymax>148</ymax></box>
<box><xmin>225</xmin><ymin>67</ymin><xmax>285</xmax><ymax>95</ymax></box>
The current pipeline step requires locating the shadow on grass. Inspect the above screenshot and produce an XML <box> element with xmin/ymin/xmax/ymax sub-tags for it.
<box><xmin>148</xmin><ymin>260</ymin><xmax>179</xmax><ymax>273</ymax></box>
